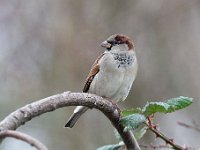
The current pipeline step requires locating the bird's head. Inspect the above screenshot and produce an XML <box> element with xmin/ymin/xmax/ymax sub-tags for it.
<box><xmin>101</xmin><ymin>34</ymin><xmax>134</xmax><ymax>52</ymax></box>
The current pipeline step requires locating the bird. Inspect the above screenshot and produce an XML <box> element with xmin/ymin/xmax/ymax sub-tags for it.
<box><xmin>65</xmin><ymin>34</ymin><xmax>138</xmax><ymax>128</ymax></box>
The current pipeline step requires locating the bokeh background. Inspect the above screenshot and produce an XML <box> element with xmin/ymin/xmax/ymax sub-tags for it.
<box><xmin>0</xmin><ymin>0</ymin><xmax>200</xmax><ymax>149</ymax></box>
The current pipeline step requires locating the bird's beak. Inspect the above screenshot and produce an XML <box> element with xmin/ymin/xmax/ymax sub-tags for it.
<box><xmin>101</xmin><ymin>41</ymin><xmax>112</xmax><ymax>49</ymax></box>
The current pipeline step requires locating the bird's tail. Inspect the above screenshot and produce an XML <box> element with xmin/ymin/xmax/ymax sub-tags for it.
<box><xmin>65</xmin><ymin>106</ymin><xmax>88</xmax><ymax>128</ymax></box>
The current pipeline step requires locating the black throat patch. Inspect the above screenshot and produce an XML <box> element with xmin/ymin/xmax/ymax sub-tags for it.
<box><xmin>112</xmin><ymin>53</ymin><xmax>134</xmax><ymax>68</ymax></box>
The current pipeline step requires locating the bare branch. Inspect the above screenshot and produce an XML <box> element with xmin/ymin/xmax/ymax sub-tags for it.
<box><xmin>178</xmin><ymin>121</ymin><xmax>200</xmax><ymax>133</ymax></box>
<box><xmin>0</xmin><ymin>91</ymin><xmax>140</xmax><ymax>150</ymax></box>
<box><xmin>140</xmin><ymin>144</ymin><xmax>172</xmax><ymax>149</ymax></box>
<box><xmin>0</xmin><ymin>130</ymin><xmax>48</xmax><ymax>150</ymax></box>
<box><xmin>145</xmin><ymin>122</ymin><xmax>185</xmax><ymax>150</ymax></box>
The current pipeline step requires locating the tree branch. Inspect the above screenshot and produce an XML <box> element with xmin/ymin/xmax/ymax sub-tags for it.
<box><xmin>0</xmin><ymin>130</ymin><xmax>48</xmax><ymax>150</ymax></box>
<box><xmin>140</xmin><ymin>144</ymin><xmax>172</xmax><ymax>149</ymax></box>
<box><xmin>178</xmin><ymin>121</ymin><xmax>200</xmax><ymax>133</ymax></box>
<box><xmin>145</xmin><ymin>122</ymin><xmax>185</xmax><ymax>150</ymax></box>
<box><xmin>0</xmin><ymin>91</ymin><xmax>140</xmax><ymax>150</ymax></box>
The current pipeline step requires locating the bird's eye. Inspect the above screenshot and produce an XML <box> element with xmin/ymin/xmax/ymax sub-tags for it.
<box><xmin>116</xmin><ymin>41</ymin><xmax>122</xmax><ymax>44</ymax></box>
<box><xmin>107</xmin><ymin>40</ymin><xmax>121</xmax><ymax>45</ymax></box>
<box><xmin>114</xmin><ymin>41</ymin><xmax>119</xmax><ymax>44</ymax></box>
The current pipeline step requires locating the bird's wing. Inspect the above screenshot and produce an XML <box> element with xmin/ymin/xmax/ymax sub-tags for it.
<box><xmin>83</xmin><ymin>53</ymin><xmax>105</xmax><ymax>92</ymax></box>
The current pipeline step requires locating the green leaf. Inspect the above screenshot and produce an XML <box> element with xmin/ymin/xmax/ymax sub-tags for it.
<box><xmin>166</xmin><ymin>96</ymin><xmax>193</xmax><ymax>112</ymax></box>
<box><xmin>97</xmin><ymin>144</ymin><xmax>121</xmax><ymax>150</ymax></box>
<box><xmin>122</xmin><ymin>108</ymin><xmax>143</xmax><ymax>117</ymax></box>
<box><xmin>143</xmin><ymin>96</ymin><xmax>193</xmax><ymax>116</ymax></box>
<box><xmin>143</xmin><ymin>102</ymin><xmax>170</xmax><ymax>116</ymax></box>
<box><xmin>120</xmin><ymin>114</ymin><xmax>145</xmax><ymax>131</ymax></box>
<box><xmin>114</xmin><ymin>125</ymin><xmax>148</xmax><ymax>141</ymax></box>
<box><xmin>113</xmin><ymin>129</ymin><xmax>122</xmax><ymax>142</ymax></box>
<box><xmin>134</xmin><ymin>126</ymin><xmax>148</xmax><ymax>140</ymax></box>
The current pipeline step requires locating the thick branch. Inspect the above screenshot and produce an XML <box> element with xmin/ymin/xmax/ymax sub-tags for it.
<box><xmin>0</xmin><ymin>91</ymin><xmax>140</xmax><ymax>150</ymax></box>
<box><xmin>0</xmin><ymin>130</ymin><xmax>48</xmax><ymax>150</ymax></box>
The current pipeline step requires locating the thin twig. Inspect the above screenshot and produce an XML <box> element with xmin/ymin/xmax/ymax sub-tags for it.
<box><xmin>140</xmin><ymin>144</ymin><xmax>172</xmax><ymax>149</ymax></box>
<box><xmin>178</xmin><ymin>121</ymin><xmax>200</xmax><ymax>133</ymax></box>
<box><xmin>0</xmin><ymin>130</ymin><xmax>48</xmax><ymax>150</ymax></box>
<box><xmin>0</xmin><ymin>91</ymin><xmax>140</xmax><ymax>150</ymax></box>
<box><xmin>145</xmin><ymin>121</ymin><xmax>185</xmax><ymax>150</ymax></box>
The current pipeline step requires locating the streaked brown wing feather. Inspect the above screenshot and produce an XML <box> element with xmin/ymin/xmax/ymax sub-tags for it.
<box><xmin>83</xmin><ymin>53</ymin><xmax>104</xmax><ymax>92</ymax></box>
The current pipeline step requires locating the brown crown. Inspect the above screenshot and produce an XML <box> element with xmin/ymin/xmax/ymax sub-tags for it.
<box><xmin>115</xmin><ymin>34</ymin><xmax>134</xmax><ymax>50</ymax></box>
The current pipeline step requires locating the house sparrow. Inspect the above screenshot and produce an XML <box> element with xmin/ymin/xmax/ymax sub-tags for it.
<box><xmin>65</xmin><ymin>34</ymin><xmax>138</xmax><ymax>128</ymax></box>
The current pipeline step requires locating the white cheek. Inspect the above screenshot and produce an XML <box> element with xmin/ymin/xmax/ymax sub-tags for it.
<box><xmin>111</xmin><ymin>44</ymin><xmax>128</xmax><ymax>52</ymax></box>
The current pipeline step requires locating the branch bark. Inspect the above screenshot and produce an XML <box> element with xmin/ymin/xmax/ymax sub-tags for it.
<box><xmin>145</xmin><ymin>122</ymin><xmax>184</xmax><ymax>150</ymax></box>
<box><xmin>178</xmin><ymin>121</ymin><xmax>200</xmax><ymax>133</ymax></box>
<box><xmin>0</xmin><ymin>130</ymin><xmax>48</xmax><ymax>150</ymax></box>
<box><xmin>0</xmin><ymin>91</ymin><xmax>140</xmax><ymax>150</ymax></box>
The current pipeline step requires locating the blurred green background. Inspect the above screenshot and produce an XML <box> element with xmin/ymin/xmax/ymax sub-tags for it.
<box><xmin>0</xmin><ymin>0</ymin><xmax>200</xmax><ymax>149</ymax></box>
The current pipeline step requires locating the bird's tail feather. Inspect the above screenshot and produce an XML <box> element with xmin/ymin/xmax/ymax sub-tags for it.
<box><xmin>65</xmin><ymin>106</ymin><xmax>88</xmax><ymax>128</ymax></box>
